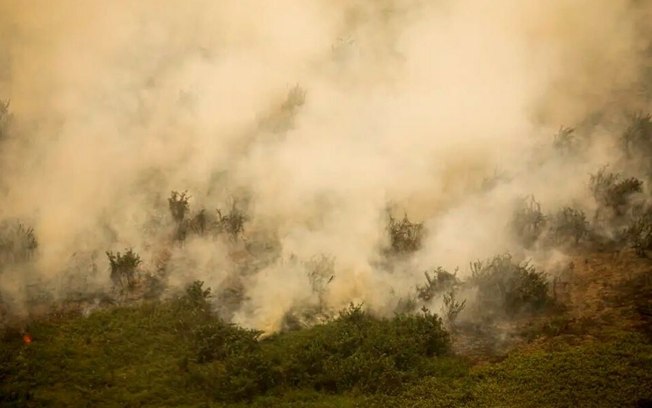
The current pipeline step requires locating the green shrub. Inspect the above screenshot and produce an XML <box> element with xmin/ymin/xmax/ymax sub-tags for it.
<box><xmin>167</xmin><ymin>281</ymin><xmax>215</xmax><ymax>337</ymax></box>
<box><xmin>211</xmin><ymin>350</ymin><xmax>276</xmax><ymax>402</ymax></box>
<box><xmin>186</xmin><ymin>303</ymin><xmax>449</xmax><ymax>401</ymax></box>
<box><xmin>182</xmin><ymin>280</ymin><xmax>212</xmax><ymax>309</ymax></box>
<box><xmin>106</xmin><ymin>249</ymin><xmax>141</xmax><ymax>290</ymax></box>
<box><xmin>268</xmin><ymin>305</ymin><xmax>450</xmax><ymax>395</ymax></box>
<box><xmin>192</xmin><ymin>321</ymin><xmax>262</xmax><ymax>363</ymax></box>
<box><xmin>470</xmin><ymin>254</ymin><xmax>550</xmax><ymax>317</ymax></box>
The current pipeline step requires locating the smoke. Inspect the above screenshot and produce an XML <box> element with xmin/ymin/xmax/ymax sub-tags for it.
<box><xmin>0</xmin><ymin>0</ymin><xmax>650</xmax><ymax>330</ymax></box>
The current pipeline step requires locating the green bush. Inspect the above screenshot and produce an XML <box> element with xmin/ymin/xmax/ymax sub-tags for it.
<box><xmin>210</xmin><ymin>350</ymin><xmax>276</xmax><ymax>402</ymax></box>
<box><xmin>182</xmin><ymin>303</ymin><xmax>451</xmax><ymax>401</ymax></box>
<box><xmin>192</xmin><ymin>321</ymin><xmax>262</xmax><ymax>363</ymax></box>
<box><xmin>106</xmin><ymin>249</ymin><xmax>141</xmax><ymax>290</ymax></box>
<box><xmin>181</xmin><ymin>280</ymin><xmax>212</xmax><ymax>309</ymax></box>
<box><xmin>267</xmin><ymin>305</ymin><xmax>450</xmax><ymax>395</ymax></box>
<box><xmin>187</xmin><ymin>208</ymin><xmax>210</xmax><ymax>235</ymax></box>
<box><xmin>470</xmin><ymin>254</ymin><xmax>550</xmax><ymax>317</ymax></box>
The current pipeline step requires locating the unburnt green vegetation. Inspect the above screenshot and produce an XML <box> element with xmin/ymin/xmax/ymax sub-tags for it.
<box><xmin>1</xmin><ymin>280</ymin><xmax>651</xmax><ymax>407</ymax></box>
<box><xmin>0</xmin><ymin>283</ymin><xmax>453</xmax><ymax>406</ymax></box>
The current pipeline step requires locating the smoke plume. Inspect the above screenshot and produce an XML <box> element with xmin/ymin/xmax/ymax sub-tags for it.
<box><xmin>0</xmin><ymin>0</ymin><xmax>650</xmax><ymax>332</ymax></box>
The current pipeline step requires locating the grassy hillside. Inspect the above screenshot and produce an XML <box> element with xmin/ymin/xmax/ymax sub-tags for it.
<box><xmin>2</xmin><ymin>253</ymin><xmax>651</xmax><ymax>408</ymax></box>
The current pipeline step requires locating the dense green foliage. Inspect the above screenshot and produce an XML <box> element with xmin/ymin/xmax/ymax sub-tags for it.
<box><xmin>2</xmin><ymin>290</ymin><xmax>650</xmax><ymax>407</ymax></box>
<box><xmin>365</xmin><ymin>333</ymin><xmax>652</xmax><ymax>408</ymax></box>
<box><xmin>0</xmin><ymin>284</ymin><xmax>452</xmax><ymax>406</ymax></box>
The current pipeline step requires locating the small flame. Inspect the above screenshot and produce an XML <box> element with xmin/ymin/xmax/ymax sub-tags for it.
<box><xmin>22</xmin><ymin>334</ymin><xmax>32</xmax><ymax>345</ymax></box>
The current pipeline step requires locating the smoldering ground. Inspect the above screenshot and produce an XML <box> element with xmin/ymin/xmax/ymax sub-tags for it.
<box><xmin>0</xmin><ymin>0</ymin><xmax>650</xmax><ymax>333</ymax></box>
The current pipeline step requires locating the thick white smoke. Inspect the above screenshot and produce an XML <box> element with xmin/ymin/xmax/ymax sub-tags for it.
<box><xmin>0</xmin><ymin>0</ymin><xmax>650</xmax><ymax>331</ymax></box>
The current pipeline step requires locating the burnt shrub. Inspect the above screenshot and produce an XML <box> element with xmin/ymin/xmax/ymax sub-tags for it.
<box><xmin>553</xmin><ymin>126</ymin><xmax>580</xmax><ymax>155</ymax></box>
<box><xmin>168</xmin><ymin>190</ymin><xmax>190</xmax><ymax>223</ymax></box>
<box><xmin>622</xmin><ymin>112</ymin><xmax>652</xmax><ymax>176</ymax></box>
<box><xmin>386</xmin><ymin>212</ymin><xmax>424</xmax><ymax>255</ymax></box>
<box><xmin>511</xmin><ymin>196</ymin><xmax>546</xmax><ymax>248</ymax></box>
<box><xmin>215</xmin><ymin>201</ymin><xmax>247</xmax><ymax>241</ymax></box>
<box><xmin>625</xmin><ymin>211</ymin><xmax>652</xmax><ymax>257</ymax></box>
<box><xmin>470</xmin><ymin>254</ymin><xmax>550</xmax><ymax>317</ymax></box>
<box><xmin>546</xmin><ymin>207</ymin><xmax>589</xmax><ymax>246</ymax></box>
<box><xmin>0</xmin><ymin>220</ymin><xmax>37</xmax><ymax>264</ymax></box>
<box><xmin>0</xmin><ymin>99</ymin><xmax>10</xmax><ymax>141</ymax></box>
<box><xmin>187</xmin><ymin>209</ymin><xmax>210</xmax><ymax>236</ymax></box>
<box><xmin>590</xmin><ymin>168</ymin><xmax>643</xmax><ymax>218</ymax></box>
<box><xmin>442</xmin><ymin>290</ymin><xmax>467</xmax><ymax>326</ymax></box>
<box><xmin>417</xmin><ymin>267</ymin><xmax>459</xmax><ymax>302</ymax></box>
<box><xmin>167</xmin><ymin>191</ymin><xmax>248</xmax><ymax>242</ymax></box>
<box><xmin>168</xmin><ymin>190</ymin><xmax>190</xmax><ymax>241</ymax></box>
